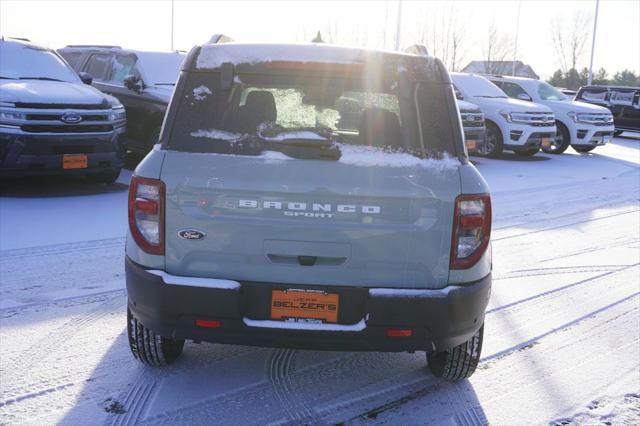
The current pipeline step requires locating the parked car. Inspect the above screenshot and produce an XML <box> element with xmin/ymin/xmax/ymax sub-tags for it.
<box><xmin>451</xmin><ymin>73</ymin><xmax>556</xmax><ymax>157</ymax></box>
<box><xmin>125</xmin><ymin>42</ymin><xmax>492</xmax><ymax>381</ymax></box>
<box><xmin>486</xmin><ymin>75</ymin><xmax>614</xmax><ymax>154</ymax></box>
<box><xmin>0</xmin><ymin>38</ymin><xmax>126</xmax><ymax>182</ymax></box>
<box><xmin>458</xmin><ymin>100</ymin><xmax>486</xmax><ymax>155</ymax></box>
<box><xmin>58</xmin><ymin>45</ymin><xmax>185</xmax><ymax>154</ymax></box>
<box><xmin>575</xmin><ymin>85</ymin><xmax>640</xmax><ymax>137</ymax></box>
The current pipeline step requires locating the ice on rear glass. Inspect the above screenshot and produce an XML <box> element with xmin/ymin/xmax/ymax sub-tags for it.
<box><xmin>192</xmin><ymin>85</ymin><xmax>212</xmax><ymax>101</ymax></box>
<box><xmin>190</xmin><ymin>128</ymin><xmax>245</xmax><ymax>142</ymax></box>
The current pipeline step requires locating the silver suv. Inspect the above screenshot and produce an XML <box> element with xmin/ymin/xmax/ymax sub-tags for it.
<box><xmin>0</xmin><ymin>38</ymin><xmax>126</xmax><ymax>182</ymax></box>
<box><xmin>125</xmin><ymin>42</ymin><xmax>492</xmax><ymax>381</ymax></box>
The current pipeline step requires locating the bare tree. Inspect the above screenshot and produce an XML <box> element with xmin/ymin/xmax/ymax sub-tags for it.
<box><xmin>417</xmin><ymin>5</ymin><xmax>468</xmax><ymax>71</ymax></box>
<box><xmin>550</xmin><ymin>11</ymin><xmax>591</xmax><ymax>87</ymax></box>
<box><xmin>482</xmin><ymin>23</ymin><xmax>512</xmax><ymax>74</ymax></box>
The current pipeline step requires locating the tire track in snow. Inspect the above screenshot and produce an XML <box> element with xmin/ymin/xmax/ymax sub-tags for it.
<box><xmin>266</xmin><ymin>348</ymin><xmax>316</xmax><ymax>425</ymax></box>
<box><xmin>487</xmin><ymin>263</ymin><xmax>639</xmax><ymax>315</ymax></box>
<box><xmin>107</xmin><ymin>379</ymin><xmax>158</xmax><ymax>426</ymax></box>
<box><xmin>492</xmin><ymin>209</ymin><xmax>639</xmax><ymax>242</ymax></box>
<box><xmin>340</xmin><ymin>293</ymin><xmax>639</xmax><ymax>424</ymax></box>
<box><xmin>0</xmin><ymin>294</ymin><xmax>126</xmax><ymax>404</ymax></box>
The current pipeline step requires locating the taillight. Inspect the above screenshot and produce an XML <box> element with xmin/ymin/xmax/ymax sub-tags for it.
<box><xmin>128</xmin><ymin>176</ymin><xmax>165</xmax><ymax>255</ymax></box>
<box><xmin>450</xmin><ymin>194</ymin><xmax>491</xmax><ymax>269</ymax></box>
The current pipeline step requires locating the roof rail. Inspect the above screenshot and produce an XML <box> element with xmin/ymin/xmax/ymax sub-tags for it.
<box><xmin>404</xmin><ymin>44</ymin><xmax>429</xmax><ymax>56</ymax></box>
<box><xmin>64</xmin><ymin>44</ymin><xmax>122</xmax><ymax>49</ymax></box>
<box><xmin>206</xmin><ymin>34</ymin><xmax>234</xmax><ymax>44</ymax></box>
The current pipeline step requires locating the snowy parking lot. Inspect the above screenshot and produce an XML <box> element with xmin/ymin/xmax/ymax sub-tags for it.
<box><xmin>1</xmin><ymin>137</ymin><xmax>639</xmax><ymax>425</ymax></box>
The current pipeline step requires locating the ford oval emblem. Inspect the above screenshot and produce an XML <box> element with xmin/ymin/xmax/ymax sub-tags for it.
<box><xmin>178</xmin><ymin>229</ymin><xmax>206</xmax><ymax>240</ymax></box>
<box><xmin>61</xmin><ymin>112</ymin><xmax>82</xmax><ymax>124</ymax></box>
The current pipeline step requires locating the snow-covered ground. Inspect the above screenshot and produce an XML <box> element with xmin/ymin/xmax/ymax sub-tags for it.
<box><xmin>1</xmin><ymin>137</ymin><xmax>639</xmax><ymax>425</ymax></box>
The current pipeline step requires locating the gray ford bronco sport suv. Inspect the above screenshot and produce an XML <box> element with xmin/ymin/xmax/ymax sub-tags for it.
<box><xmin>126</xmin><ymin>42</ymin><xmax>492</xmax><ymax>381</ymax></box>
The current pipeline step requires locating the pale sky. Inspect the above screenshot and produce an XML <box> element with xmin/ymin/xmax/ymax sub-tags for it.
<box><xmin>1</xmin><ymin>0</ymin><xmax>638</xmax><ymax>80</ymax></box>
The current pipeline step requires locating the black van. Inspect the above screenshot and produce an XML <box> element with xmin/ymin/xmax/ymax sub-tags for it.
<box><xmin>576</xmin><ymin>85</ymin><xmax>640</xmax><ymax>135</ymax></box>
<box><xmin>58</xmin><ymin>46</ymin><xmax>185</xmax><ymax>154</ymax></box>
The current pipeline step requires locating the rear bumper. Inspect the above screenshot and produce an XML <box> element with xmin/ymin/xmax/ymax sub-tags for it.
<box><xmin>0</xmin><ymin>130</ymin><xmax>124</xmax><ymax>177</ymax></box>
<box><xmin>126</xmin><ymin>257</ymin><xmax>491</xmax><ymax>353</ymax></box>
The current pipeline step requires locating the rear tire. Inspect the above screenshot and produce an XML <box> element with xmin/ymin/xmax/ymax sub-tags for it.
<box><xmin>427</xmin><ymin>325</ymin><xmax>483</xmax><ymax>381</ymax></box>
<box><xmin>572</xmin><ymin>145</ymin><xmax>596</xmax><ymax>153</ymax></box>
<box><xmin>127</xmin><ymin>306</ymin><xmax>184</xmax><ymax>366</ymax></box>
<box><xmin>543</xmin><ymin>121</ymin><xmax>570</xmax><ymax>154</ymax></box>
<box><xmin>479</xmin><ymin>122</ymin><xmax>503</xmax><ymax>158</ymax></box>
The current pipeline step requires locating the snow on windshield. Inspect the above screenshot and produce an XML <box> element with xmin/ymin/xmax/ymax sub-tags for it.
<box><xmin>0</xmin><ymin>42</ymin><xmax>80</xmax><ymax>83</ymax></box>
<box><xmin>135</xmin><ymin>51</ymin><xmax>185</xmax><ymax>85</ymax></box>
<box><xmin>453</xmin><ymin>74</ymin><xmax>507</xmax><ymax>98</ymax></box>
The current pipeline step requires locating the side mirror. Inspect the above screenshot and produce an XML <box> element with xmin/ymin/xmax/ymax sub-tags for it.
<box><xmin>454</xmin><ymin>89</ymin><xmax>463</xmax><ymax>100</ymax></box>
<box><xmin>123</xmin><ymin>75</ymin><xmax>143</xmax><ymax>93</ymax></box>
<box><xmin>78</xmin><ymin>72</ymin><xmax>93</xmax><ymax>85</ymax></box>
<box><xmin>517</xmin><ymin>93</ymin><xmax>532</xmax><ymax>102</ymax></box>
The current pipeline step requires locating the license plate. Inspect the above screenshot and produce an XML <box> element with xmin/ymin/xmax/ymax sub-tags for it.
<box><xmin>541</xmin><ymin>137</ymin><xmax>553</xmax><ymax>148</ymax></box>
<box><xmin>62</xmin><ymin>154</ymin><xmax>88</xmax><ymax>169</ymax></box>
<box><xmin>465</xmin><ymin>140</ymin><xmax>477</xmax><ymax>151</ymax></box>
<box><xmin>271</xmin><ymin>289</ymin><xmax>339</xmax><ymax>323</ymax></box>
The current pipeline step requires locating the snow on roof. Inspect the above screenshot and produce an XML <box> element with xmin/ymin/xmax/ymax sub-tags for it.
<box><xmin>195</xmin><ymin>43</ymin><xmax>407</xmax><ymax>70</ymax></box>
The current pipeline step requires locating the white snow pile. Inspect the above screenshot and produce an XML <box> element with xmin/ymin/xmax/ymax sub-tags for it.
<box><xmin>190</xmin><ymin>128</ymin><xmax>245</xmax><ymax>142</ymax></box>
<box><xmin>192</xmin><ymin>85</ymin><xmax>212</xmax><ymax>101</ymax></box>
<box><xmin>336</xmin><ymin>143</ymin><xmax>460</xmax><ymax>169</ymax></box>
<box><xmin>259</xmin><ymin>131</ymin><xmax>328</xmax><ymax>142</ymax></box>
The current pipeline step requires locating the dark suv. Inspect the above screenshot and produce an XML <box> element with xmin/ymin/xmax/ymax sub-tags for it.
<box><xmin>58</xmin><ymin>45</ymin><xmax>185</xmax><ymax>154</ymax></box>
<box><xmin>576</xmin><ymin>85</ymin><xmax>640</xmax><ymax>135</ymax></box>
<box><xmin>0</xmin><ymin>38</ymin><xmax>126</xmax><ymax>182</ymax></box>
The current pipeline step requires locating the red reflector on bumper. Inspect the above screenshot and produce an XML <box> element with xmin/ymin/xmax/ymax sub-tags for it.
<box><xmin>195</xmin><ymin>319</ymin><xmax>221</xmax><ymax>328</ymax></box>
<box><xmin>386</xmin><ymin>329</ymin><xmax>413</xmax><ymax>337</ymax></box>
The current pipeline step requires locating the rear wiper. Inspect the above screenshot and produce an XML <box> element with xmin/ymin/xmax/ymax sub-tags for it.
<box><xmin>253</xmin><ymin>134</ymin><xmax>340</xmax><ymax>161</ymax></box>
<box><xmin>19</xmin><ymin>77</ymin><xmax>65</xmax><ymax>82</ymax></box>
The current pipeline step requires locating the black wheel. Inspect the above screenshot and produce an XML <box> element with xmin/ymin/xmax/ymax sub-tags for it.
<box><xmin>572</xmin><ymin>145</ymin><xmax>596</xmax><ymax>153</ymax></box>
<box><xmin>478</xmin><ymin>122</ymin><xmax>503</xmax><ymax>158</ymax></box>
<box><xmin>427</xmin><ymin>325</ymin><xmax>483</xmax><ymax>381</ymax></box>
<box><xmin>614</xmin><ymin>130</ymin><xmax>623</xmax><ymax>137</ymax></box>
<box><xmin>543</xmin><ymin>121</ymin><xmax>570</xmax><ymax>154</ymax></box>
<box><xmin>127</xmin><ymin>306</ymin><xmax>184</xmax><ymax>366</ymax></box>
<box><xmin>514</xmin><ymin>147</ymin><xmax>540</xmax><ymax>157</ymax></box>
<box><xmin>86</xmin><ymin>169</ymin><xmax>121</xmax><ymax>185</ymax></box>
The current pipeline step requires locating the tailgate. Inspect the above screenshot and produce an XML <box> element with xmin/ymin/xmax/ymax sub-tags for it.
<box><xmin>160</xmin><ymin>150</ymin><xmax>461</xmax><ymax>289</ymax></box>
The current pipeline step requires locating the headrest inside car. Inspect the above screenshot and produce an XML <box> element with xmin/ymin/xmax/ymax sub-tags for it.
<box><xmin>359</xmin><ymin>108</ymin><xmax>402</xmax><ymax>149</ymax></box>
<box><xmin>238</xmin><ymin>90</ymin><xmax>278</xmax><ymax>133</ymax></box>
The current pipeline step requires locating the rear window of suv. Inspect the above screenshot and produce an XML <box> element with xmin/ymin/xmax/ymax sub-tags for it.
<box><xmin>167</xmin><ymin>59</ymin><xmax>458</xmax><ymax>159</ymax></box>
